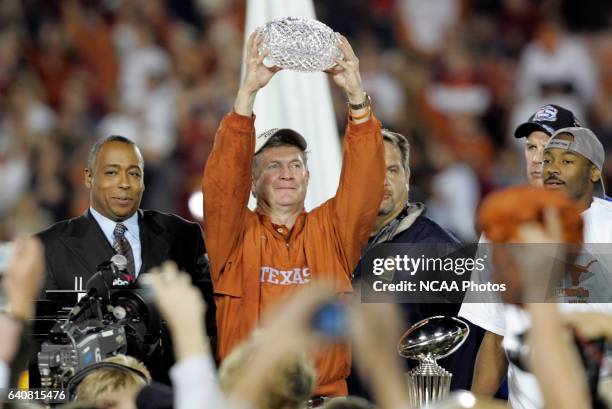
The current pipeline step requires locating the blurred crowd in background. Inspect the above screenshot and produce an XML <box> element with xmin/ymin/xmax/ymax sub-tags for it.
<box><xmin>0</xmin><ymin>0</ymin><xmax>610</xmax><ymax>242</ymax></box>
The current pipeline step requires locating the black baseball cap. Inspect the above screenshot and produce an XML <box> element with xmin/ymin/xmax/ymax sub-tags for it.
<box><xmin>514</xmin><ymin>104</ymin><xmax>581</xmax><ymax>138</ymax></box>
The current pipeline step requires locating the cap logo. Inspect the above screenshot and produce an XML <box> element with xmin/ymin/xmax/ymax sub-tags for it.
<box><xmin>258</xmin><ymin>128</ymin><xmax>280</xmax><ymax>140</ymax></box>
<box><xmin>533</xmin><ymin>105</ymin><xmax>558</xmax><ymax>122</ymax></box>
<box><xmin>546</xmin><ymin>139</ymin><xmax>572</xmax><ymax>151</ymax></box>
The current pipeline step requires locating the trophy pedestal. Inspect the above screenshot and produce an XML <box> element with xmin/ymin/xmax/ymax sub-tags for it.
<box><xmin>405</xmin><ymin>360</ymin><xmax>452</xmax><ymax>407</ymax></box>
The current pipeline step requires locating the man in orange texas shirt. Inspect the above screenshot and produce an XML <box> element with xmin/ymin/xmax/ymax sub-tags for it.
<box><xmin>202</xmin><ymin>31</ymin><xmax>384</xmax><ymax>397</ymax></box>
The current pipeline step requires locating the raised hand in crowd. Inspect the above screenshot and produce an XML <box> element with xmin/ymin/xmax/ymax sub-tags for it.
<box><xmin>516</xmin><ymin>211</ymin><xmax>592</xmax><ymax>409</ymax></box>
<box><xmin>143</xmin><ymin>262</ymin><xmax>218</xmax><ymax>409</ymax></box>
<box><xmin>491</xmin><ymin>208</ymin><xmax>569</xmax><ymax>303</ymax></box>
<box><xmin>0</xmin><ymin>236</ymin><xmax>45</xmax><ymax>389</ymax></box>
<box><xmin>145</xmin><ymin>270</ymin><xmax>337</xmax><ymax>409</ymax></box>
<box><xmin>227</xmin><ymin>283</ymin><xmax>336</xmax><ymax>406</ymax></box>
<box><xmin>0</xmin><ymin>313</ymin><xmax>22</xmax><ymax>388</ymax></box>
<box><xmin>348</xmin><ymin>301</ymin><xmax>408</xmax><ymax>409</ymax></box>
<box><xmin>527</xmin><ymin>304</ymin><xmax>591</xmax><ymax>409</ymax></box>
<box><xmin>3</xmin><ymin>237</ymin><xmax>45</xmax><ymax>320</ymax></box>
<box><xmin>563</xmin><ymin>312</ymin><xmax>612</xmax><ymax>341</ymax></box>
<box><xmin>142</xmin><ymin>262</ymin><xmax>210</xmax><ymax>360</ymax></box>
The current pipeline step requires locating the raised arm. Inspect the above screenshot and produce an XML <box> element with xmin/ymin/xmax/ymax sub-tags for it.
<box><xmin>349</xmin><ymin>302</ymin><xmax>409</xmax><ymax>409</ymax></box>
<box><xmin>325</xmin><ymin>35</ymin><xmax>385</xmax><ymax>270</ymax></box>
<box><xmin>203</xmin><ymin>31</ymin><xmax>281</xmax><ymax>281</ymax></box>
<box><xmin>471</xmin><ymin>330</ymin><xmax>508</xmax><ymax>396</ymax></box>
<box><xmin>527</xmin><ymin>304</ymin><xmax>591</xmax><ymax>409</ymax></box>
<box><xmin>144</xmin><ymin>263</ymin><xmax>224</xmax><ymax>409</ymax></box>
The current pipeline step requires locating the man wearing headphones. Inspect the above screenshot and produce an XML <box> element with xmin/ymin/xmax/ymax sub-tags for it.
<box><xmin>74</xmin><ymin>354</ymin><xmax>151</xmax><ymax>407</ymax></box>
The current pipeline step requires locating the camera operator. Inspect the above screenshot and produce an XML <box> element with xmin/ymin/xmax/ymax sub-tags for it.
<box><xmin>75</xmin><ymin>354</ymin><xmax>151</xmax><ymax>408</ymax></box>
<box><xmin>36</xmin><ymin>136</ymin><xmax>216</xmax><ymax>384</ymax></box>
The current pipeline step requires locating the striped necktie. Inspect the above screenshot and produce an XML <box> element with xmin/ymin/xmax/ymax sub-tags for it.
<box><xmin>113</xmin><ymin>223</ymin><xmax>136</xmax><ymax>276</ymax></box>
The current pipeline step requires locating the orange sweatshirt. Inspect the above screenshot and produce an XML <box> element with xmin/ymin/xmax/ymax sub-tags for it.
<box><xmin>202</xmin><ymin>111</ymin><xmax>385</xmax><ymax>395</ymax></box>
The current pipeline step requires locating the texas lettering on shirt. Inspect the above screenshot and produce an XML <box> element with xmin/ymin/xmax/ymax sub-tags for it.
<box><xmin>260</xmin><ymin>266</ymin><xmax>311</xmax><ymax>285</ymax></box>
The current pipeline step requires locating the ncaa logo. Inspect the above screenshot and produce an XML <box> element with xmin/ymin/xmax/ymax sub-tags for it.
<box><xmin>533</xmin><ymin>105</ymin><xmax>558</xmax><ymax>122</ymax></box>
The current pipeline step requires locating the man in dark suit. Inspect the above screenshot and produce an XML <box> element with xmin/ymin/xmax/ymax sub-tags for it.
<box><xmin>40</xmin><ymin>207</ymin><xmax>210</xmax><ymax>294</ymax></box>
<box><xmin>36</xmin><ymin>135</ymin><xmax>215</xmax><ymax>383</ymax></box>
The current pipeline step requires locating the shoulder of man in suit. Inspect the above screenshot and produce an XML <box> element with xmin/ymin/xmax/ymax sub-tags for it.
<box><xmin>139</xmin><ymin>209</ymin><xmax>201</xmax><ymax>232</ymax></box>
<box><xmin>36</xmin><ymin>213</ymin><xmax>89</xmax><ymax>241</ymax></box>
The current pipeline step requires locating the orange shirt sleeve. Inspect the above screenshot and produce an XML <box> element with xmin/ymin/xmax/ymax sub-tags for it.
<box><xmin>202</xmin><ymin>112</ymin><xmax>255</xmax><ymax>283</ymax></box>
<box><xmin>329</xmin><ymin>114</ymin><xmax>385</xmax><ymax>274</ymax></box>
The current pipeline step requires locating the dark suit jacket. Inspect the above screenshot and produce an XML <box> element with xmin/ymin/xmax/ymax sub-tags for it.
<box><xmin>39</xmin><ymin>209</ymin><xmax>209</xmax><ymax>292</ymax></box>
<box><xmin>36</xmin><ymin>209</ymin><xmax>216</xmax><ymax>383</ymax></box>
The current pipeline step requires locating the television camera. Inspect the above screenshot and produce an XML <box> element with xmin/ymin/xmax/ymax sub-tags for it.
<box><xmin>34</xmin><ymin>255</ymin><xmax>162</xmax><ymax>389</ymax></box>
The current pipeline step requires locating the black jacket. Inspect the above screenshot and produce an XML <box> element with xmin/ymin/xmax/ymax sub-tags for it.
<box><xmin>350</xmin><ymin>204</ymin><xmax>484</xmax><ymax>394</ymax></box>
<box><xmin>38</xmin><ymin>209</ymin><xmax>209</xmax><ymax>293</ymax></box>
<box><xmin>35</xmin><ymin>209</ymin><xmax>216</xmax><ymax>384</ymax></box>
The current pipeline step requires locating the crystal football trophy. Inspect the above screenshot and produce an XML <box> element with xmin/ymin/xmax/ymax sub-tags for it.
<box><xmin>398</xmin><ymin>316</ymin><xmax>470</xmax><ymax>407</ymax></box>
<box><xmin>256</xmin><ymin>17</ymin><xmax>343</xmax><ymax>72</ymax></box>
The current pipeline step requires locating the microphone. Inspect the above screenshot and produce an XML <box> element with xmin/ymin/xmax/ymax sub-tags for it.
<box><xmin>85</xmin><ymin>263</ymin><xmax>115</xmax><ymax>299</ymax></box>
<box><xmin>68</xmin><ymin>256</ymin><xmax>134</xmax><ymax>322</ymax></box>
<box><xmin>111</xmin><ymin>254</ymin><xmax>128</xmax><ymax>272</ymax></box>
<box><xmin>84</xmin><ymin>255</ymin><xmax>133</xmax><ymax>297</ymax></box>
<box><xmin>69</xmin><ymin>259</ymin><xmax>117</xmax><ymax>322</ymax></box>
<box><xmin>110</xmin><ymin>254</ymin><xmax>134</xmax><ymax>287</ymax></box>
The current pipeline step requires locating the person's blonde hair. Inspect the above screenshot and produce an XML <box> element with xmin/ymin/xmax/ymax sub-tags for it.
<box><xmin>76</xmin><ymin>354</ymin><xmax>151</xmax><ymax>403</ymax></box>
<box><xmin>219</xmin><ymin>339</ymin><xmax>317</xmax><ymax>409</ymax></box>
